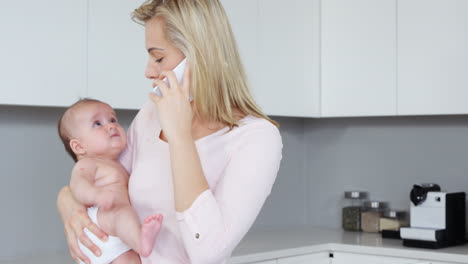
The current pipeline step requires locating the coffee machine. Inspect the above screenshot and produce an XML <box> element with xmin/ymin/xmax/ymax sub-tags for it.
<box><xmin>400</xmin><ymin>184</ymin><xmax>466</xmax><ymax>249</ymax></box>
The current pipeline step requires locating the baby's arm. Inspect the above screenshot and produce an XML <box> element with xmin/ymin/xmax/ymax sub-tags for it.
<box><xmin>69</xmin><ymin>158</ymin><xmax>101</xmax><ymax>207</ymax></box>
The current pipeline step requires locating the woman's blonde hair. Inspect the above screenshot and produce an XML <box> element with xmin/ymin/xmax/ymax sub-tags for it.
<box><xmin>132</xmin><ymin>0</ymin><xmax>278</xmax><ymax>129</ymax></box>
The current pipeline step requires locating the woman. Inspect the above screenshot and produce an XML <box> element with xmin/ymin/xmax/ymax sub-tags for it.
<box><xmin>57</xmin><ymin>0</ymin><xmax>283</xmax><ymax>263</ymax></box>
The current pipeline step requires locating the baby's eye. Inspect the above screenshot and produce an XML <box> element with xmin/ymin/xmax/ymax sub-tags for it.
<box><xmin>93</xmin><ymin>121</ymin><xmax>102</xmax><ymax>127</ymax></box>
<box><xmin>110</xmin><ymin>118</ymin><xmax>117</xmax><ymax>123</ymax></box>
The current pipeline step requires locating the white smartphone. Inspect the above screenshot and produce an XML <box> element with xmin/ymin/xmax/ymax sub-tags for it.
<box><xmin>152</xmin><ymin>58</ymin><xmax>187</xmax><ymax>97</ymax></box>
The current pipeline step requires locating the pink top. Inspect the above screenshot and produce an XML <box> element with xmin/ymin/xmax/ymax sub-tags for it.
<box><xmin>119</xmin><ymin>100</ymin><xmax>283</xmax><ymax>264</ymax></box>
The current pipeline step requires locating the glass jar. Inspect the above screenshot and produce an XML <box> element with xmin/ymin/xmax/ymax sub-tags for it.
<box><xmin>361</xmin><ymin>201</ymin><xmax>389</xmax><ymax>233</ymax></box>
<box><xmin>379</xmin><ymin>210</ymin><xmax>409</xmax><ymax>232</ymax></box>
<box><xmin>342</xmin><ymin>191</ymin><xmax>368</xmax><ymax>231</ymax></box>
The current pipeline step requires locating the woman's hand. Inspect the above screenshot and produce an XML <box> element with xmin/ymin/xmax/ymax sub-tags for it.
<box><xmin>148</xmin><ymin>62</ymin><xmax>193</xmax><ymax>143</ymax></box>
<box><xmin>57</xmin><ymin>186</ymin><xmax>108</xmax><ymax>264</ymax></box>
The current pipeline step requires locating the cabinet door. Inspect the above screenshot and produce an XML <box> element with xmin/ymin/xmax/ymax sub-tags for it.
<box><xmin>87</xmin><ymin>0</ymin><xmax>149</xmax><ymax>109</ymax></box>
<box><xmin>258</xmin><ymin>0</ymin><xmax>320</xmax><ymax>117</ymax></box>
<box><xmin>331</xmin><ymin>252</ymin><xmax>418</xmax><ymax>264</ymax></box>
<box><xmin>398</xmin><ymin>0</ymin><xmax>468</xmax><ymax>115</ymax></box>
<box><xmin>221</xmin><ymin>0</ymin><xmax>260</xmax><ymax>107</ymax></box>
<box><xmin>321</xmin><ymin>0</ymin><xmax>397</xmax><ymax>117</ymax></box>
<box><xmin>0</xmin><ymin>0</ymin><xmax>86</xmax><ymax>107</ymax></box>
<box><xmin>278</xmin><ymin>252</ymin><xmax>330</xmax><ymax>264</ymax></box>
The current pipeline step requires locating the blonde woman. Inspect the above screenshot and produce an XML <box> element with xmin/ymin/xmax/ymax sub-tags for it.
<box><xmin>57</xmin><ymin>0</ymin><xmax>283</xmax><ymax>263</ymax></box>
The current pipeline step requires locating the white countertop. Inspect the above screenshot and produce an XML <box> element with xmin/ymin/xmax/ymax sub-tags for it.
<box><xmin>2</xmin><ymin>227</ymin><xmax>468</xmax><ymax>264</ymax></box>
<box><xmin>230</xmin><ymin>227</ymin><xmax>468</xmax><ymax>263</ymax></box>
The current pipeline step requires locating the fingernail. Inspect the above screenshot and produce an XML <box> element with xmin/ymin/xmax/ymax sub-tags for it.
<box><xmin>96</xmin><ymin>250</ymin><xmax>101</xmax><ymax>256</ymax></box>
<box><xmin>103</xmin><ymin>235</ymin><xmax>109</xmax><ymax>242</ymax></box>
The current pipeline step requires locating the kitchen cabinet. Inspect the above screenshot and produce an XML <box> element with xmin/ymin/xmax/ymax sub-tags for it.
<box><xmin>277</xmin><ymin>252</ymin><xmax>330</xmax><ymax>264</ymax></box>
<box><xmin>0</xmin><ymin>0</ymin><xmax>86</xmax><ymax>107</ymax></box>
<box><xmin>4</xmin><ymin>0</ymin><xmax>468</xmax><ymax>118</ymax></box>
<box><xmin>321</xmin><ymin>0</ymin><xmax>397</xmax><ymax>117</ymax></box>
<box><xmin>397</xmin><ymin>0</ymin><xmax>468</xmax><ymax>115</ymax></box>
<box><xmin>87</xmin><ymin>0</ymin><xmax>149</xmax><ymax>109</ymax></box>
<box><xmin>221</xmin><ymin>0</ymin><xmax>260</xmax><ymax>109</ymax></box>
<box><xmin>257</xmin><ymin>0</ymin><xmax>321</xmax><ymax>117</ymax></box>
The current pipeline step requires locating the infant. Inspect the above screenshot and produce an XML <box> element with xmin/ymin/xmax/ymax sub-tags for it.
<box><xmin>58</xmin><ymin>98</ymin><xmax>162</xmax><ymax>264</ymax></box>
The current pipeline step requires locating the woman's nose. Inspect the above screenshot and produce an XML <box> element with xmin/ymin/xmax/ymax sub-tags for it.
<box><xmin>145</xmin><ymin>58</ymin><xmax>159</xmax><ymax>80</ymax></box>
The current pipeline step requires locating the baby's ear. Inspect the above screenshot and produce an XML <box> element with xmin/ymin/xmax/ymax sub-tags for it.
<box><xmin>69</xmin><ymin>139</ymin><xmax>85</xmax><ymax>156</ymax></box>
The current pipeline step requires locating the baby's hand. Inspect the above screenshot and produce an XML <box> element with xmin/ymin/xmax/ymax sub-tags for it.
<box><xmin>96</xmin><ymin>191</ymin><xmax>115</xmax><ymax>210</ymax></box>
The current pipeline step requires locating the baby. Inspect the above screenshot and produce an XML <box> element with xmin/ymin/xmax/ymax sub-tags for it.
<box><xmin>58</xmin><ymin>98</ymin><xmax>162</xmax><ymax>264</ymax></box>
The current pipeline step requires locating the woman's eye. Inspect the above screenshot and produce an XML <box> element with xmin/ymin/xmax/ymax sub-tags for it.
<box><xmin>155</xmin><ymin>57</ymin><xmax>164</xmax><ymax>63</ymax></box>
<box><xmin>93</xmin><ymin>121</ymin><xmax>101</xmax><ymax>127</ymax></box>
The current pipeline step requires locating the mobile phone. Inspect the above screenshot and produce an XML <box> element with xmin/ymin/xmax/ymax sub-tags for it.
<box><xmin>152</xmin><ymin>58</ymin><xmax>186</xmax><ymax>97</ymax></box>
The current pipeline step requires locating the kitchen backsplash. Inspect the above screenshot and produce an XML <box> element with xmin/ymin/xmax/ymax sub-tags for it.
<box><xmin>303</xmin><ymin>116</ymin><xmax>468</xmax><ymax>237</ymax></box>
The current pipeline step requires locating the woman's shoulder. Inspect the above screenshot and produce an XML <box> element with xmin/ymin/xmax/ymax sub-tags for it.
<box><xmin>224</xmin><ymin>115</ymin><xmax>282</xmax><ymax>157</ymax></box>
<box><xmin>237</xmin><ymin>115</ymin><xmax>278</xmax><ymax>131</ymax></box>
<box><xmin>231</xmin><ymin>115</ymin><xmax>281</xmax><ymax>142</ymax></box>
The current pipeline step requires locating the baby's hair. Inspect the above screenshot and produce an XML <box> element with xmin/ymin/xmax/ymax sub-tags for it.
<box><xmin>57</xmin><ymin>98</ymin><xmax>103</xmax><ymax>162</ymax></box>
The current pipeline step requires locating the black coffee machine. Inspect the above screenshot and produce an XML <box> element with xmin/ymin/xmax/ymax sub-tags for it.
<box><xmin>400</xmin><ymin>184</ymin><xmax>466</xmax><ymax>249</ymax></box>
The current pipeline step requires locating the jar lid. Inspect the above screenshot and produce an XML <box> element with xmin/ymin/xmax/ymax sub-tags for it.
<box><xmin>383</xmin><ymin>210</ymin><xmax>408</xmax><ymax>219</ymax></box>
<box><xmin>363</xmin><ymin>201</ymin><xmax>389</xmax><ymax>209</ymax></box>
<box><xmin>344</xmin><ymin>191</ymin><xmax>368</xmax><ymax>199</ymax></box>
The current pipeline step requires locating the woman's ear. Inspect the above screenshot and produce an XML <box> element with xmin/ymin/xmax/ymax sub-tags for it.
<box><xmin>70</xmin><ymin>139</ymin><xmax>86</xmax><ymax>156</ymax></box>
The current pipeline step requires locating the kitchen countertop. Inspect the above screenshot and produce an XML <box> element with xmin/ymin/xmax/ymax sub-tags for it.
<box><xmin>230</xmin><ymin>227</ymin><xmax>468</xmax><ymax>263</ymax></box>
<box><xmin>2</xmin><ymin>227</ymin><xmax>467</xmax><ymax>264</ymax></box>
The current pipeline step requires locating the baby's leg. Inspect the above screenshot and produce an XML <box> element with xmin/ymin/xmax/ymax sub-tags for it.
<box><xmin>98</xmin><ymin>205</ymin><xmax>163</xmax><ymax>257</ymax></box>
<box><xmin>112</xmin><ymin>250</ymin><xmax>141</xmax><ymax>264</ymax></box>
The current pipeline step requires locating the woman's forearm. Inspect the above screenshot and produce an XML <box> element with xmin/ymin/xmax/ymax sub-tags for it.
<box><xmin>57</xmin><ymin>185</ymin><xmax>86</xmax><ymax>223</ymax></box>
<box><xmin>169</xmin><ymin>135</ymin><xmax>209</xmax><ymax>212</ymax></box>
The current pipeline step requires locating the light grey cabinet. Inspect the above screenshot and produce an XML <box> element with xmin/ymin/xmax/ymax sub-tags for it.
<box><xmin>4</xmin><ymin>0</ymin><xmax>468</xmax><ymax>117</ymax></box>
<box><xmin>221</xmin><ymin>0</ymin><xmax>260</xmax><ymax>108</ymax></box>
<box><xmin>87</xmin><ymin>0</ymin><xmax>149</xmax><ymax>109</ymax></box>
<box><xmin>397</xmin><ymin>0</ymin><xmax>468</xmax><ymax>115</ymax></box>
<box><xmin>257</xmin><ymin>0</ymin><xmax>321</xmax><ymax>117</ymax></box>
<box><xmin>223</xmin><ymin>0</ymin><xmax>321</xmax><ymax>117</ymax></box>
<box><xmin>0</xmin><ymin>0</ymin><xmax>86</xmax><ymax>107</ymax></box>
<box><xmin>321</xmin><ymin>0</ymin><xmax>397</xmax><ymax>117</ymax></box>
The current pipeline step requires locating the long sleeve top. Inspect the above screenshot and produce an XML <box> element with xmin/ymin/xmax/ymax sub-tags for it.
<box><xmin>119</xmin><ymin>100</ymin><xmax>283</xmax><ymax>264</ymax></box>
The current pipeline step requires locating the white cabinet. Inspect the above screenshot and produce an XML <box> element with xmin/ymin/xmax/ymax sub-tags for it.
<box><xmin>0</xmin><ymin>0</ymin><xmax>86</xmax><ymax>107</ymax></box>
<box><xmin>257</xmin><ymin>0</ymin><xmax>321</xmax><ymax>117</ymax></box>
<box><xmin>87</xmin><ymin>0</ymin><xmax>149</xmax><ymax>109</ymax></box>
<box><xmin>397</xmin><ymin>0</ymin><xmax>468</xmax><ymax>115</ymax></box>
<box><xmin>331</xmin><ymin>252</ymin><xmax>421</xmax><ymax>264</ymax></box>
<box><xmin>221</xmin><ymin>0</ymin><xmax>260</xmax><ymax>108</ymax></box>
<box><xmin>277</xmin><ymin>252</ymin><xmax>330</xmax><ymax>264</ymax></box>
<box><xmin>4</xmin><ymin>0</ymin><xmax>468</xmax><ymax>117</ymax></box>
<box><xmin>321</xmin><ymin>0</ymin><xmax>397</xmax><ymax>117</ymax></box>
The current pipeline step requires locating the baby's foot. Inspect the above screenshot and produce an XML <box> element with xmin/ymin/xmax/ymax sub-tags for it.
<box><xmin>140</xmin><ymin>214</ymin><xmax>163</xmax><ymax>257</ymax></box>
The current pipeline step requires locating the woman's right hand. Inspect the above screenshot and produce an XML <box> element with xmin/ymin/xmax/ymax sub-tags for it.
<box><xmin>57</xmin><ymin>186</ymin><xmax>108</xmax><ymax>264</ymax></box>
